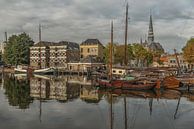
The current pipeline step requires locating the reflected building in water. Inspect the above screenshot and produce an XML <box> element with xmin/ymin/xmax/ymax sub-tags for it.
<box><xmin>80</xmin><ymin>85</ymin><xmax>102</xmax><ymax>103</ymax></box>
<box><xmin>30</xmin><ymin>76</ymin><xmax>82</xmax><ymax>102</ymax></box>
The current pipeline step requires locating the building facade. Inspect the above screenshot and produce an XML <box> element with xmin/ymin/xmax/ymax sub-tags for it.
<box><xmin>160</xmin><ymin>54</ymin><xmax>194</xmax><ymax>70</ymax></box>
<box><xmin>30</xmin><ymin>41</ymin><xmax>80</xmax><ymax>69</ymax></box>
<box><xmin>80</xmin><ymin>39</ymin><xmax>104</xmax><ymax>60</ymax></box>
<box><xmin>67</xmin><ymin>55</ymin><xmax>105</xmax><ymax>73</ymax></box>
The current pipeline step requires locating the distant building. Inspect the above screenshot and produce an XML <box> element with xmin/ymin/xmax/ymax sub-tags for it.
<box><xmin>0</xmin><ymin>42</ymin><xmax>6</xmax><ymax>55</ymax></box>
<box><xmin>0</xmin><ymin>32</ymin><xmax>8</xmax><ymax>55</ymax></box>
<box><xmin>67</xmin><ymin>55</ymin><xmax>105</xmax><ymax>73</ymax></box>
<box><xmin>30</xmin><ymin>41</ymin><xmax>80</xmax><ymax>69</ymax></box>
<box><xmin>80</xmin><ymin>39</ymin><xmax>104</xmax><ymax>61</ymax></box>
<box><xmin>160</xmin><ymin>53</ymin><xmax>194</xmax><ymax>70</ymax></box>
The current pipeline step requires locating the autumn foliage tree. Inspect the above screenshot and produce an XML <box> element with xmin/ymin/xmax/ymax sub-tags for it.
<box><xmin>104</xmin><ymin>43</ymin><xmax>153</xmax><ymax>67</ymax></box>
<box><xmin>183</xmin><ymin>38</ymin><xmax>194</xmax><ymax>64</ymax></box>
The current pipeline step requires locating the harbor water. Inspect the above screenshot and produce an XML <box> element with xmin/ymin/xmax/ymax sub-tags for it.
<box><xmin>0</xmin><ymin>74</ymin><xmax>194</xmax><ymax>129</ymax></box>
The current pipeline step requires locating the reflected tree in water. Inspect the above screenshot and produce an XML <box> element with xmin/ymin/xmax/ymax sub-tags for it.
<box><xmin>4</xmin><ymin>77</ymin><xmax>33</xmax><ymax>109</ymax></box>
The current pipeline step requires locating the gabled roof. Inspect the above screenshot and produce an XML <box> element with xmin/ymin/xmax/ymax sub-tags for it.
<box><xmin>33</xmin><ymin>41</ymin><xmax>79</xmax><ymax>50</ymax></box>
<box><xmin>81</xmin><ymin>39</ymin><xmax>103</xmax><ymax>46</ymax></box>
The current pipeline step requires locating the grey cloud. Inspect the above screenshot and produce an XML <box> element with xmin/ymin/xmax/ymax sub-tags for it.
<box><xmin>0</xmin><ymin>0</ymin><xmax>193</xmax><ymax>52</ymax></box>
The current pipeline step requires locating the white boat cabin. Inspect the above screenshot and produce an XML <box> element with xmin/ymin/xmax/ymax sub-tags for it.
<box><xmin>112</xmin><ymin>68</ymin><xmax>127</xmax><ymax>76</ymax></box>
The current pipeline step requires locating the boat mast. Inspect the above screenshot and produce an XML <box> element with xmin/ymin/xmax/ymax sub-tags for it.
<box><xmin>124</xmin><ymin>3</ymin><xmax>128</xmax><ymax>68</ymax></box>
<box><xmin>39</xmin><ymin>24</ymin><xmax>42</xmax><ymax>69</ymax></box>
<box><xmin>109</xmin><ymin>21</ymin><xmax>113</xmax><ymax>80</ymax></box>
<box><xmin>124</xmin><ymin>3</ymin><xmax>129</xmax><ymax>129</ymax></box>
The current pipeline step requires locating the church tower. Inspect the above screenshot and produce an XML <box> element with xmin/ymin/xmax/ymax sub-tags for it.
<box><xmin>148</xmin><ymin>14</ymin><xmax>154</xmax><ymax>43</ymax></box>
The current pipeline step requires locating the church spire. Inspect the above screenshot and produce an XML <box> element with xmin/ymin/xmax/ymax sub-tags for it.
<box><xmin>148</xmin><ymin>14</ymin><xmax>154</xmax><ymax>43</ymax></box>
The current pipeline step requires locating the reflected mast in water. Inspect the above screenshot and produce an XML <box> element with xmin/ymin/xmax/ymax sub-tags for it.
<box><xmin>39</xmin><ymin>78</ymin><xmax>42</xmax><ymax>123</ymax></box>
<box><xmin>110</xmin><ymin>92</ymin><xmax>113</xmax><ymax>129</ymax></box>
<box><xmin>149</xmin><ymin>98</ymin><xmax>153</xmax><ymax>116</ymax></box>
<box><xmin>174</xmin><ymin>97</ymin><xmax>181</xmax><ymax>119</ymax></box>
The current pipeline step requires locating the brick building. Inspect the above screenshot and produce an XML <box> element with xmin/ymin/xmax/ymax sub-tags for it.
<box><xmin>30</xmin><ymin>41</ymin><xmax>80</xmax><ymax>69</ymax></box>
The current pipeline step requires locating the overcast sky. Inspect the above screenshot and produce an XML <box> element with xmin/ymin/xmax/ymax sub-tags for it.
<box><xmin>0</xmin><ymin>0</ymin><xmax>194</xmax><ymax>53</ymax></box>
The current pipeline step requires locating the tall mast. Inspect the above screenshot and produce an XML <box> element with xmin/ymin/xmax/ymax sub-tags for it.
<box><xmin>39</xmin><ymin>24</ymin><xmax>42</xmax><ymax>69</ymax></box>
<box><xmin>124</xmin><ymin>4</ymin><xmax>129</xmax><ymax>129</ymax></box>
<box><xmin>124</xmin><ymin>3</ymin><xmax>128</xmax><ymax>67</ymax></box>
<box><xmin>109</xmin><ymin>21</ymin><xmax>113</xmax><ymax>80</ymax></box>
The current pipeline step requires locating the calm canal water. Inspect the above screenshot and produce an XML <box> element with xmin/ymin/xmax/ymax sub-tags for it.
<box><xmin>0</xmin><ymin>74</ymin><xmax>194</xmax><ymax>129</ymax></box>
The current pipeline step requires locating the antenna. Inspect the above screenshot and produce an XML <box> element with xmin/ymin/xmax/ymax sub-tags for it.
<box><xmin>5</xmin><ymin>32</ymin><xmax>8</xmax><ymax>43</ymax></box>
<box><xmin>39</xmin><ymin>24</ymin><xmax>42</xmax><ymax>42</ymax></box>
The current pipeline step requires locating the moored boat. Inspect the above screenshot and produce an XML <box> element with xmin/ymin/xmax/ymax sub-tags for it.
<box><xmin>121</xmin><ymin>80</ymin><xmax>156</xmax><ymax>90</ymax></box>
<box><xmin>33</xmin><ymin>67</ymin><xmax>55</xmax><ymax>74</ymax></box>
<box><xmin>14</xmin><ymin>68</ymin><xmax>27</xmax><ymax>73</ymax></box>
<box><xmin>163</xmin><ymin>76</ymin><xmax>181</xmax><ymax>89</ymax></box>
<box><xmin>97</xmin><ymin>78</ymin><xmax>156</xmax><ymax>90</ymax></box>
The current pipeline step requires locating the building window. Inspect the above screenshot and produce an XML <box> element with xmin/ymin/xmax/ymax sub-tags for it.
<box><xmin>87</xmin><ymin>48</ymin><xmax>90</xmax><ymax>53</ymax></box>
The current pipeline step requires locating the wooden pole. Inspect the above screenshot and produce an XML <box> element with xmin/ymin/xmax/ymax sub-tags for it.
<box><xmin>109</xmin><ymin>21</ymin><xmax>113</xmax><ymax>80</ymax></box>
<box><xmin>124</xmin><ymin>3</ymin><xmax>128</xmax><ymax>67</ymax></box>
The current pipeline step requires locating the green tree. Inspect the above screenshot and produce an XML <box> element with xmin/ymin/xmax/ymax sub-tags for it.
<box><xmin>114</xmin><ymin>44</ymin><xmax>134</xmax><ymax>65</ymax></box>
<box><xmin>132</xmin><ymin>44</ymin><xmax>153</xmax><ymax>67</ymax></box>
<box><xmin>103</xmin><ymin>43</ymin><xmax>117</xmax><ymax>64</ymax></box>
<box><xmin>3</xmin><ymin>32</ymin><xmax>34</xmax><ymax>65</ymax></box>
<box><xmin>183</xmin><ymin>38</ymin><xmax>194</xmax><ymax>64</ymax></box>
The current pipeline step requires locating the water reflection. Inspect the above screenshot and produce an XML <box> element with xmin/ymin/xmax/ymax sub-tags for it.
<box><xmin>3</xmin><ymin>75</ymin><xmax>33</xmax><ymax>109</ymax></box>
<box><xmin>2</xmin><ymin>74</ymin><xmax>194</xmax><ymax>108</ymax></box>
<box><xmin>1</xmin><ymin>74</ymin><xmax>194</xmax><ymax>129</ymax></box>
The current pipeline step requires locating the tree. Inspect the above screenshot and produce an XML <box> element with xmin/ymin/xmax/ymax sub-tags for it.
<box><xmin>132</xmin><ymin>44</ymin><xmax>153</xmax><ymax>67</ymax></box>
<box><xmin>3</xmin><ymin>32</ymin><xmax>34</xmax><ymax>65</ymax></box>
<box><xmin>103</xmin><ymin>43</ymin><xmax>117</xmax><ymax>64</ymax></box>
<box><xmin>183</xmin><ymin>38</ymin><xmax>194</xmax><ymax>64</ymax></box>
<box><xmin>114</xmin><ymin>44</ymin><xmax>134</xmax><ymax>65</ymax></box>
